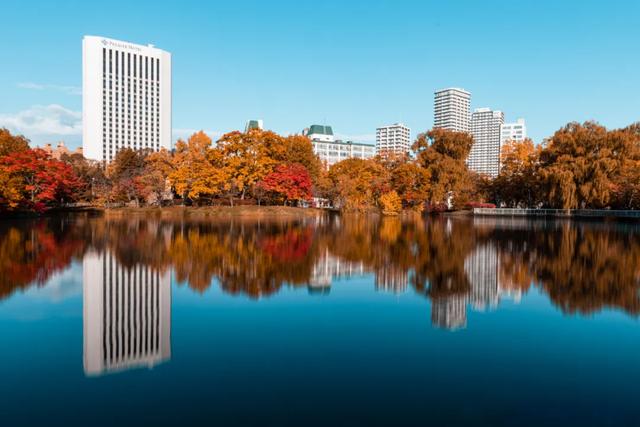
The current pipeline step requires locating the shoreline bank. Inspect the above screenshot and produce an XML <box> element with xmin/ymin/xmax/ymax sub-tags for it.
<box><xmin>473</xmin><ymin>207</ymin><xmax>640</xmax><ymax>221</ymax></box>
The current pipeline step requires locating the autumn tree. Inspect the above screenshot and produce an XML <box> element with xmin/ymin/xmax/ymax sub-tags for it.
<box><xmin>170</xmin><ymin>131</ymin><xmax>228</xmax><ymax>204</ymax></box>
<box><xmin>413</xmin><ymin>128</ymin><xmax>474</xmax><ymax>209</ymax></box>
<box><xmin>390</xmin><ymin>162</ymin><xmax>430</xmax><ymax>211</ymax></box>
<box><xmin>60</xmin><ymin>152</ymin><xmax>110</xmax><ymax>203</ymax></box>
<box><xmin>256</xmin><ymin>163</ymin><xmax>313</xmax><ymax>205</ymax></box>
<box><xmin>0</xmin><ymin>128</ymin><xmax>30</xmax><ymax>156</ymax></box>
<box><xmin>328</xmin><ymin>158</ymin><xmax>390</xmax><ymax>211</ymax></box>
<box><xmin>379</xmin><ymin>190</ymin><xmax>402</xmax><ymax>215</ymax></box>
<box><xmin>0</xmin><ymin>148</ymin><xmax>82</xmax><ymax>211</ymax></box>
<box><xmin>0</xmin><ymin>129</ymin><xmax>32</xmax><ymax>209</ymax></box>
<box><xmin>216</xmin><ymin>130</ymin><xmax>279</xmax><ymax>200</ymax></box>
<box><xmin>107</xmin><ymin>148</ymin><xmax>151</xmax><ymax>205</ymax></box>
<box><xmin>538</xmin><ymin>122</ymin><xmax>635</xmax><ymax>209</ymax></box>
<box><xmin>141</xmin><ymin>149</ymin><xmax>174</xmax><ymax>205</ymax></box>
<box><xmin>610</xmin><ymin>123</ymin><xmax>640</xmax><ymax>209</ymax></box>
<box><xmin>279</xmin><ymin>135</ymin><xmax>322</xmax><ymax>185</ymax></box>
<box><xmin>492</xmin><ymin>138</ymin><xmax>541</xmax><ymax>207</ymax></box>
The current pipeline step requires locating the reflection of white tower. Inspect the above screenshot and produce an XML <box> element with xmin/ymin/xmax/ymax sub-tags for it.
<box><xmin>375</xmin><ymin>265</ymin><xmax>408</xmax><ymax>294</ymax></box>
<box><xmin>83</xmin><ymin>251</ymin><xmax>171</xmax><ymax>376</ymax></box>
<box><xmin>465</xmin><ymin>243</ymin><xmax>499</xmax><ymax>311</ymax></box>
<box><xmin>308</xmin><ymin>248</ymin><xmax>368</xmax><ymax>293</ymax></box>
<box><xmin>431</xmin><ymin>295</ymin><xmax>467</xmax><ymax>331</ymax></box>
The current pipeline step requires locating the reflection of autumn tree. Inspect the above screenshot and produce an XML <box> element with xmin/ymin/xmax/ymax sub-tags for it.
<box><xmin>164</xmin><ymin>221</ymin><xmax>317</xmax><ymax>297</ymax></box>
<box><xmin>491</xmin><ymin>222</ymin><xmax>640</xmax><ymax>315</ymax></box>
<box><xmin>326</xmin><ymin>216</ymin><xmax>480</xmax><ymax>300</ymax></box>
<box><xmin>3</xmin><ymin>213</ymin><xmax>640</xmax><ymax>319</ymax></box>
<box><xmin>533</xmin><ymin>225</ymin><xmax>640</xmax><ymax>315</ymax></box>
<box><xmin>498</xmin><ymin>252</ymin><xmax>533</xmax><ymax>294</ymax></box>
<box><xmin>259</xmin><ymin>227</ymin><xmax>313</xmax><ymax>263</ymax></box>
<box><xmin>0</xmin><ymin>220</ymin><xmax>85</xmax><ymax>300</ymax></box>
<box><xmin>411</xmin><ymin>218</ymin><xmax>479</xmax><ymax>299</ymax></box>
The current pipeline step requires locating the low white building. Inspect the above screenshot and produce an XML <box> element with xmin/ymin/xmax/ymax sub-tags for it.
<box><xmin>303</xmin><ymin>124</ymin><xmax>375</xmax><ymax>167</ymax></box>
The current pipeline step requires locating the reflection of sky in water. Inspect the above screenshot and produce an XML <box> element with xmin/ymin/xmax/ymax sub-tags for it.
<box><xmin>24</xmin><ymin>263</ymin><xmax>83</xmax><ymax>302</ymax></box>
<box><xmin>0</xmin><ymin>262</ymin><xmax>82</xmax><ymax>321</ymax></box>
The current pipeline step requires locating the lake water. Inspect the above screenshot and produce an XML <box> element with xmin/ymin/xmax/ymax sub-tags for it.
<box><xmin>1</xmin><ymin>213</ymin><xmax>640</xmax><ymax>426</ymax></box>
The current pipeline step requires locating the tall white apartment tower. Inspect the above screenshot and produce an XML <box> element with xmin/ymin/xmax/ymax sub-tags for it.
<box><xmin>83</xmin><ymin>36</ymin><xmax>172</xmax><ymax>162</ymax></box>
<box><xmin>376</xmin><ymin>123</ymin><xmax>411</xmax><ymax>156</ymax></box>
<box><xmin>469</xmin><ymin>108</ymin><xmax>505</xmax><ymax>177</ymax></box>
<box><xmin>433</xmin><ymin>88</ymin><xmax>471</xmax><ymax>132</ymax></box>
<box><xmin>500</xmin><ymin>118</ymin><xmax>527</xmax><ymax>144</ymax></box>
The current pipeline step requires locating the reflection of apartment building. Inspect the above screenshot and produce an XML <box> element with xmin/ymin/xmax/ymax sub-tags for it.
<box><xmin>374</xmin><ymin>264</ymin><xmax>408</xmax><ymax>294</ymax></box>
<box><xmin>464</xmin><ymin>243</ymin><xmax>500</xmax><ymax>311</ymax></box>
<box><xmin>309</xmin><ymin>249</ymin><xmax>369</xmax><ymax>292</ymax></box>
<box><xmin>83</xmin><ymin>251</ymin><xmax>171</xmax><ymax>376</ymax></box>
<box><xmin>431</xmin><ymin>295</ymin><xmax>467</xmax><ymax>330</ymax></box>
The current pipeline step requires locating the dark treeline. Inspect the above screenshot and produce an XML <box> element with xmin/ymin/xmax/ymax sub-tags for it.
<box><xmin>2</xmin><ymin>214</ymin><xmax>640</xmax><ymax>318</ymax></box>
<box><xmin>2</xmin><ymin>121</ymin><xmax>639</xmax><ymax>214</ymax></box>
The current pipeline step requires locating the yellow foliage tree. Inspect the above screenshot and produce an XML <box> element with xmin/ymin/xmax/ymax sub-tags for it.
<box><xmin>216</xmin><ymin>130</ymin><xmax>279</xmax><ymax>200</ymax></box>
<box><xmin>379</xmin><ymin>190</ymin><xmax>402</xmax><ymax>216</ymax></box>
<box><xmin>170</xmin><ymin>131</ymin><xmax>228</xmax><ymax>203</ymax></box>
<box><xmin>328</xmin><ymin>158</ymin><xmax>390</xmax><ymax>211</ymax></box>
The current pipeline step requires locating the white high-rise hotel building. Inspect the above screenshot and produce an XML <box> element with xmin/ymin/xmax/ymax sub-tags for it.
<box><xmin>469</xmin><ymin>108</ymin><xmax>504</xmax><ymax>177</ymax></box>
<box><xmin>83</xmin><ymin>36</ymin><xmax>172</xmax><ymax>162</ymax></box>
<box><xmin>376</xmin><ymin>123</ymin><xmax>411</xmax><ymax>156</ymax></box>
<box><xmin>434</xmin><ymin>88</ymin><xmax>471</xmax><ymax>132</ymax></box>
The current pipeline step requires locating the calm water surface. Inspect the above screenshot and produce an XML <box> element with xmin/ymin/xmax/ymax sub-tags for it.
<box><xmin>1</xmin><ymin>213</ymin><xmax>640</xmax><ymax>426</ymax></box>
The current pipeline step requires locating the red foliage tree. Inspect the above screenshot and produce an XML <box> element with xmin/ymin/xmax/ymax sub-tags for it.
<box><xmin>257</xmin><ymin>163</ymin><xmax>313</xmax><ymax>205</ymax></box>
<box><xmin>1</xmin><ymin>148</ymin><xmax>83</xmax><ymax>211</ymax></box>
<box><xmin>259</xmin><ymin>227</ymin><xmax>313</xmax><ymax>263</ymax></box>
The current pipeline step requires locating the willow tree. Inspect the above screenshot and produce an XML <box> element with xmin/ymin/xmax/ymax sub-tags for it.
<box><xmin>538</xmin><ymin>122</ymin><xmax>640</xmax><ymax>209</ymax></box>
<box><xmin>413</xmin><ymin>128</ymin><xmax>474</xmax><ymax>208</ymax></box>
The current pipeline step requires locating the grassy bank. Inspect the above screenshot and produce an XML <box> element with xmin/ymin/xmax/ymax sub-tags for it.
<box><xmin>103</xmin><ymin>205</ymin><xmax>327</xmax><ymax>220</ymax></box>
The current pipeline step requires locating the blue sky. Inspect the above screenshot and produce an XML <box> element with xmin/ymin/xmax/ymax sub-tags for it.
<box><xmin>0</xmin><ymin>0</ymin><xmax>638</xmax><ymax>149</ymax></box>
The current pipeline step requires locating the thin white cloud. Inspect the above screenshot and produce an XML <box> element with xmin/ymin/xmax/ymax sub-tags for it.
<box><xmin>0</xmin><ymin>104</ymin><xmax>82</xmax><ymax>142</ymax></box>
<box><xmin>17</xmin><ymin>82</ymin><xmax>82</xmax><ymax>96</ymax></box>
